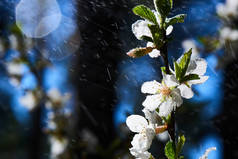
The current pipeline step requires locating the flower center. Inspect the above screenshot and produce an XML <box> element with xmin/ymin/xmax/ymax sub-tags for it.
<box><xmin>160</xmin><ymin>86</ymin><xmax>171</xmax><ymax>96</ymax></box>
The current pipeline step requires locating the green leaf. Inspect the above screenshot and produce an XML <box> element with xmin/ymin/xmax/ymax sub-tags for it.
<box><xmin>176</xmin><ymin>135</ymin><xmax>186</xmax><ymax>158</ymax></box>
<box><xmin>141</xmin><ymin>36</ymin><xmax>154</xmax><ymax>42</ymax></box>
<box><xmin>148</xmin><ymin>24</ymin><xmax>163</xmax><ymax>48</ymax></box>
<box><xmin>180</xmin><ymin>74</ymin><xmax>200</xmax><ymax>83</ymax></box>
<box><xmin>154</xmin><ymin>0</ymin><xmax>173</xmax><ymax>17</ymax></box>
<box><xmin>178</xmin><ymin>48</ymin><xmax>192</xmax><ymax>78</ymax></box>
<box><xmin>161</xmin><ymin>66</ymin><xmax>166</xmax><ymax>74</ymax></box>
<box><xmin>179</xmin><ymin>156</ymin><xmax>185</xmax><ymax>159</ymax></box>
<box><xmin>165</xmin><ymin>141</ymin><xmax>176</xmax><ymax>159</ymax></box>
<box><xmin>174</xmin><ymin>61</ymin><xmax>182</xmax><ymax>81</ymax></box>
<box><xmin>166</xmin><ymin>14</ymin><xmax>186</xmax><ymax>27</ymax></box>
<box><xmin>133</xmin><ymin>5</ymin><xmax>158</xmax><ymax>24</ymax></box>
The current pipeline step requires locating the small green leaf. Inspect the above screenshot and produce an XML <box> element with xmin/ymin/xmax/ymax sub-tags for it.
<box><xmin>148</xmin><ymin>24</ymin><xmax>163</xmax><ymax>48</ymax></box>
<box><xmin>166</xmin><ymin>14</ymin><xmax>186</xmax><ymax>27</ymax></box>
<box><xmin>141</xmin><ymin>36</ymin><xmax>154</xmax><ymax>42</ymax></box>
<box><xmin>180</xmin><ymin>74</ymin><xmax>200</xmax><ymax>83</ymax></box>
<box><xmin>165</xmin><ymin>141</ymin><xmax>176</xmax><ymax>159</ymax></box>
<box><xmin>133</xmin><ymin>5</ymin><xmax>158</xmax><ymax>24</ymax></box>
<box><xmin>161</xmin><ymin>66</ymin><xmax>166</xmax><ymax>74</ymax></box>
<box><xmin>154</xmin><ymin>0</ymin><xmax>172</xmax><ymax>17</ymax></box>
<box><xmin>174</xmin><ymin>61</ymin><xmax>182</xmax><ymax>81</ymax></box>
<box><xmin>178</xmin><ymin>48</ymin><xmax>192</xmax><ymax>78</ymax></box>
<box><xmin>179</xmin><ymin>156</ymin><xmax>185</xmax><ymax>159</ymax></box>
<box><xmin>176</xmin><ymin>135</ymin><xmax>186</xmax><ymax>158</ymax></box>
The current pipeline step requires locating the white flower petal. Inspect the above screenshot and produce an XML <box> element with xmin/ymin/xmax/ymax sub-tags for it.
<box><xmin>163</xmin><ymin>74</ymin><xmax>179</xmax><ymax>87</ymax></box>
<box><xmin>19</xmin><ymin>92</ymin><xmax>36</xmax><ymax>110</ymax></box>
<box><xmin>199</xmin><ymin>147</ymin><xmax>216</xmax><ymax>159</ymax></box>
<box><xmin>126</xmin><ymin>115</ymin><xmax>148</xmax><ymax>133</ymax></box>
<box><xmin>142</xmin><ymin>94</ymin><xmax>162</xmax><ymax>111</ymax></box>
<box><xmin>130</xmin><ymin>147</ymin><xmax>151</xmax><ymax>159</ymax></box>
<box><xmin>171</xmin><ymin>88</ymin><xmax>183</xmax><ymax>107</ymax></box>
<box><xmin>189</xmin><ymin>58</ymin><xmax>207</xmax><ymax>75</ymax></box>
<box><xmin>131</xmin><ymin>134</ymin><xmax>151</xmax><ymax>151</ymax></box>
<box><xmin>166</xmin><ymin>25</ymin><xmax>173</xmax><ymax>35</ymax></box>
<box><xmin>188</xmin><ymin>76</ymin><xmax>209</xmax><ymax>85</ymax></box>
<box><xmin>142</xmin><ymin>108</ymin><xmax>158</xmax><ymax>124</ymax></box>
<box><xmin>158</xmin><ymin>98</ymin><xmax>174</xmax><ymax>117</ymax></box>
<box><xmin>178</xmin><ymin>84</ymin><xmax>194</xmax><ymax>99</ymax></box>
<box><xmin>148</xmin><ymin>49</ymin><xmax>161</xmax><ymax>58</ymax></box>
<box><xmin>132</xmin><ymin>20</ymin><xmax>152</xmax><ymax>40</ymax></box>
<box><xmin>141</xmin><ymin>80</ymin><xmax>161</xmax><ymax>94</ymax></box>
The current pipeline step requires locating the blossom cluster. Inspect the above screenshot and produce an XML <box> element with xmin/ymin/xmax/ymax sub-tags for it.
<box><xmin>126</xmin><ymin>50</ymin><xmax>208</xmax><ymax>158</ymax></box>
<box><xmin>124</xmin><ymin>1</ymin><xmax>210</xmax><ymax>158</ymax></box>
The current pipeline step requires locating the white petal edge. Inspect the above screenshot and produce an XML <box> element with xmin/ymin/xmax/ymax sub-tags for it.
<box><xmin>178</xmin><ymin>84</ymin><xmax>194</xmax><ymax>99</ymax></box>
<box><xmin>126</xmin><ymin>115</ymin><xmax>148</xmax><ymax>133</ymax></box>
<box><xmin>158</xmin><ymin>98</ymin><xmax>174</xmax><ymax>117</ymax></box>
<box><xmin>190</xmin><ymin>58</ymin><xmax>207</xmax><ymax>76</ymax></box>
<box><xmin>141</xmin><ymin>80</ymin><xmax>161</xmax><ymax>94</ymax></box>
<box><xmin>131</xmin><ymin>134</ymin><xmax>151</xmax><ymax>151</ymax></box>
<box><xmin>163</xmin><ymin>74</ymin><xmax>179</xmax><ymax>87</ymax></box>
<box><xmin>142</xmin><ymin>94</ymin><xmax>162</xmax><ymax>111</ymax></box>
<box><xmin>171</xmin><ymin>88</ymin><xmax>183</xmax><ymax>107</ymax></box>
<box><xmin>132</xmin><ymin>20</ymin><xmax>152</xmax><ymax>40</ymax></box>
<box><xmin>166</xmin><ymin>25</ymin><xmax>173</xmax><ymax>35</ymax></box>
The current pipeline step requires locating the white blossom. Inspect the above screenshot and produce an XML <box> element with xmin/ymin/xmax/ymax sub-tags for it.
<box><xmin>132</xmin><ymin>20</ymin><xmax>153</xmax><ymax>40</ymax></box>
<box><xmin>216</xmin><ymin>0</ymin><xmax>238</xmax><ymax>18</ymax></box>
<box><xmin>132</xmin><ymin>14</ymin><xmax>173</xmax><ymax>40</ymax></box>
<box><xmin>141</xmin><ymin>75</ymin><xmax>182</xmax><ymax>117</ymax></box>
<box><xmin>6</xmin><ymin>62</ymin><xmax>25</xmax><ymax>75</ymax></box>
<box><xmin>19</xmin><ymin>91</ymin><xmax>36</xmax><ymax>110</ymax></box>
<box><xmin>126</xmin><ymin>115</ymin><xmax>155</xmax><ymax>151</ymax></box>
<box><xmin>176</xmin><ymin>54</ymin><xmax>209</xmax><ymax>99</ymax></box>
<box><xmin>146</xmin><ymin>42</ymin><xmax>160</xmax><ymax>58</ymax></box>
<box><xmin>199</xmin><ymin>147</ymin><xmax>216</xmax><ymax>159</ymax></box>
<box><xmin>50</xmin><ymin>136</ymin><xmax>68</xmax><ymax>159</ymax></box>
<box><xmin>46</xmin><ymin>88</ymin><xmax>70</xmax><ymax>108</ymax></box>
<box><xmin>220</xmin><ymin>27</ymin><xmax>238</xmax><ymax>41</ymax></box>
<box><xmin>182</xmin><ymin>39</ymin><xmax>199</xmax><ymax>60</ymax></box>
<box><xmin>130</xmin><ymin>147</ymin><xmax>152</xmax><ymax>159</ymax></box>
<box><xmin>9</xmin><ymin>34</ymin><xmax>18</xmax><ymax>50</ymax></box>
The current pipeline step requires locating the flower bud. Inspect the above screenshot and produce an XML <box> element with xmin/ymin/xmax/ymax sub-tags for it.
<box><xmin>127</xmin><ymin>47</ymin><xmax>154</xmax><ymax>58</ymax></box>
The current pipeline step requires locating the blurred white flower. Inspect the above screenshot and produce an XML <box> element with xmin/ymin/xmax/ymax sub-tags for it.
<box><xmin>130</xmin><ymin>147</ymin><xmax>152</xmax><ymax>159</ymax></box>
<box><xmin>126</xmin><ymin>115</ymin><xmax>155</xmax><ymax>151</ymax></box>
<box><xmin>146</xmin><ymin>42</ymin><xmax>160</xmax><ymax>58</ymax></box>
<box><xmin>19</xmin><ymin>91</ymin><xmax>36</xmax><ymax>110</ymax></box>
<box><xmin>81</xmin><ymin>129</ymin><xmax>98</xmax><ymax>153</ymax></box>
<box><xmin>46</xmin><ymin>88</ymin><xmax>70</xmax><ymax>108</ymax></box>
<box><xmin>9</xmin><ymin>34</ymin><xmax>18</xmax><ymax>50</ymax></box>
<box><xmin>199</xmin><ymin>147</ymin><xmax>216</xmax><ymax>159</ymax></box>
<box><xmin>176</xmin><ymin>55</ymin><xmax>209</xmax><ymax>99</ymax></box>
<box><xmin>9</xmin><ymin>77</ymin><xmax>21</xmax><ymax>87</ymax></box>
<box><xmin>50</xmin><ymin>136</ymin><xmax>68</xmax><ymax>159</ymax></box>
<box><xmin>220</xmin><ymin>27</ymin><xmax>238</xmax><ymax>41</ymax></box>
<box><xmin>6</xmin><ymin>62</ymin><xmax>25</xmax><ymax>75</ymax></box>
<box><xmin>216</xmin><ymin>0</ymin><xmax>238</xmax><ymax>17</ymax></box>
<box><xmin>182</xmin><ymin>39</ymin><xmax>199</xmax><ymax>60</ymax></box>
<box><xmin>141</xmin><ymin>75</ymin><xmax>182</xmax><ymax>117</ymax></box>
<box><xmin>16</xmin><ymin>0</ymin><xmax>62</xmax><ymax>38</ymax></box>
